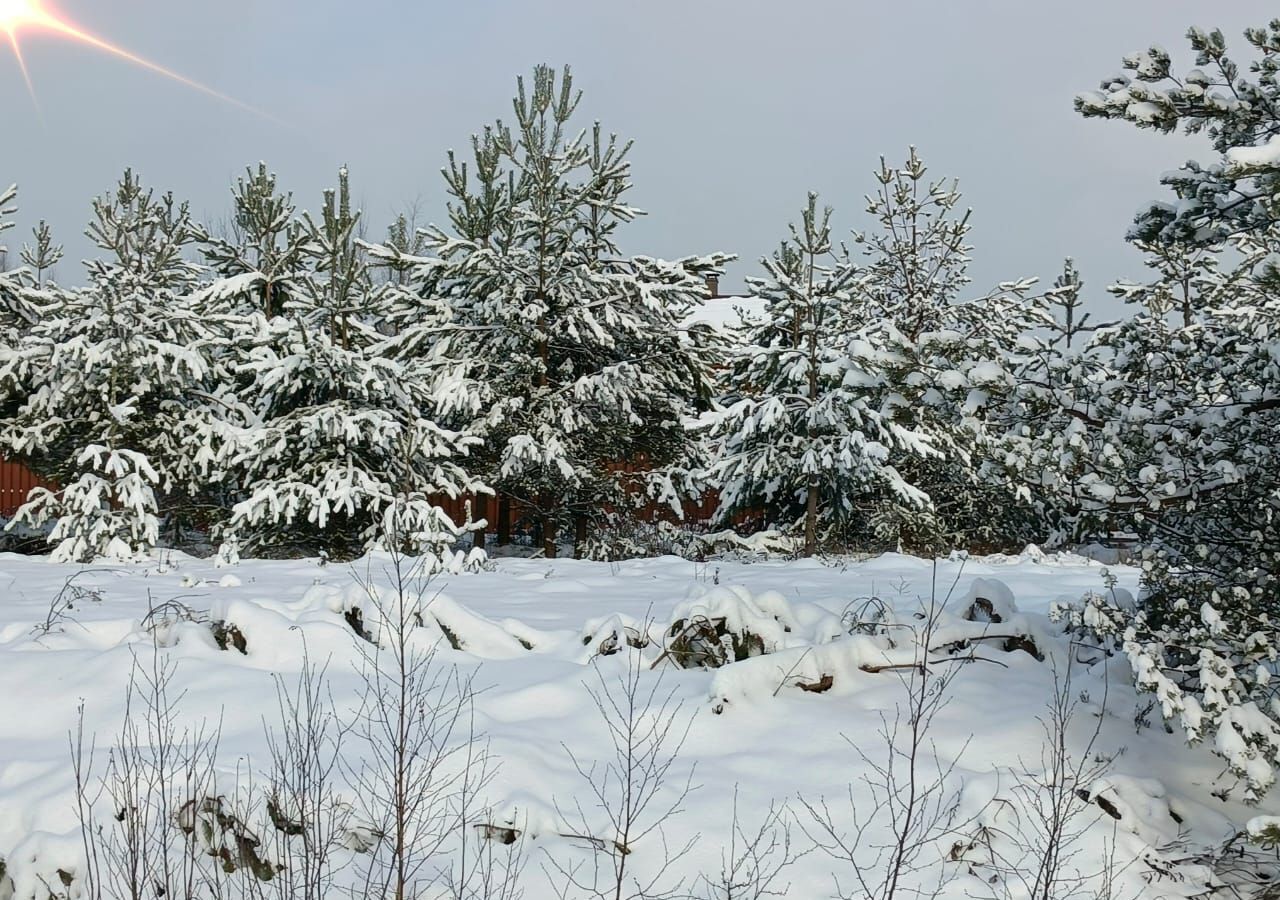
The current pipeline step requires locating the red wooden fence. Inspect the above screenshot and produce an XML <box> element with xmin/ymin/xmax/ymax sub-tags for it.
<box><xmin>0</xmin><ymin>457</ymin><xmax>731</xmax><ymax>534</ymax></box>
<box><xmin>0</xmin><ymin>459</ymin><xmax>52</xmax><ymax>517</ymax></box>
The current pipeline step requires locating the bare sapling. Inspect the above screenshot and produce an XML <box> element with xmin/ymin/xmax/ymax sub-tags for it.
<box><xmin>347</xmin><ymin>520</ymin><xmax>487</xmax><ymax>900</ymax></box>
<box><xmin>71</xmin><ymin>637</ymin><xmax>224</xmax><ymax>900</ymax></box>
<box><xmin>698</xmin><ymin>790</ymin><xmax>798</xmax><ymax>900</ymax></box>
<box><xmin>802</xmin><ymin>566</ymin><xmax>986</xmax><ymax>900</ymax></box>
<box><xmin>547</xmin><ymin>649</ymin><xmax>698</xmax><ymax>900</ymax></box>
<box><xmin>1016</xmin><ymin>655</ymin><xmax>1116</xmax><ymax>900</ymax></box>
<box><xmin>241</xmin><ymin>647</ymin><xmax>351</xmax><ymax>900</ymax></box>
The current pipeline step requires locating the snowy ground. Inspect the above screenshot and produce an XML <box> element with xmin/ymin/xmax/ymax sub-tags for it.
<box><xmin>0</xmin><ymin>549</ymin><xmax>1269</xmax><ymax>899</ymax></box>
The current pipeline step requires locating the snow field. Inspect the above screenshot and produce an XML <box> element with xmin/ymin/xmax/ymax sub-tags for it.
<box><xmin>0</xmin><ymin>550</ymin><xmax>1267</xmax><ymax>899</ymax></box>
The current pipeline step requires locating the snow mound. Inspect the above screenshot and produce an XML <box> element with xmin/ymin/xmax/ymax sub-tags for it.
<box><xmin>655</xmin><ymin>584</ymin><xmax>842</xmax><ymax>669</ymax></box>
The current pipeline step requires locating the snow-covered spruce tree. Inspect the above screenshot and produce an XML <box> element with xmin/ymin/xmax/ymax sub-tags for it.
<box><xmin>710</xmin><ymin>193</ymin><xmax>933</xmax><ymax>557</ymax></box>
<box><xmin>845</xmin><ymin>150</ymin><xmax>1052</xmax><ymax>554</ymax></box>
<box><xmin>0</xmin><ymin>170</ymin><xmax>219</xmax><ymax>561</ymax></box>
<box><xmin>373</xmin><ymin>65</ymin><xmax>729</xmax><ymax>558</ymax></box>
<box><xmin>1050</xmin><ymin>24</ymin><xmax>1280</xmax><ymax>799</ymax></box>
<box><xmin>214</xmin><ymin>168</ymin><xmax>483</xmax><ymax>565</ymax></box>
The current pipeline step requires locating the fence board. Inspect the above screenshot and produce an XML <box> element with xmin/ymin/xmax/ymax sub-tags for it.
<box><xmin>0</xmin><ymin>460</ymin><xmax>52</xmax><ymax>517</ymax></box>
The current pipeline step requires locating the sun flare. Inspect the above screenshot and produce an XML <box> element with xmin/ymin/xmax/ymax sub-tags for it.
<box><xmin>0</xmin><ymin>0</ymin><xmax>42</xmax><ymax>31</ymax></box>
<box><xmin>1</xmin><ymin>0</ymin><xmax>271</xmax><ymax>119</ymax></box>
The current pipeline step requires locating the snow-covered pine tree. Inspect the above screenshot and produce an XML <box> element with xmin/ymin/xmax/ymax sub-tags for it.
<box><xmin>214</xmin><ymin>168</ymin><xmax>483</xmax><ymax>566</ymax></box>
<box><xmin>1004</xmin><ymin>259</ymin><xmax>1107</xmax><ymax>549</ymax></box>
<box><xmin>0</xmin><ymin>185</ymin><xmax>13</xmax><ymax>232</ymax></box>
<box><xmin>0</xmin><ymin>170</ymin><xmax>217</xmax><ymax>561</ymax></box>
<box><xmin>0</xmin><ymin>184</ymin><xmax>45</xmax><ymax>339</ymax></box>
<box><xmin>0</xmin><ymin>183</ymin><xmax>14</xmax><ymax>268</ymax></box>
<box><xmin>1075</xmin><ymin>21</ymin><xmax>1280</xmax><ymax>246</ymax></box>
<box><xmin>1045</xmin><ymin>258</ymin><xmax>1093</xmax><ymax>349</ymax></box>
<box><xmin>20</xmin><ymin>219</ymin><xmax>63</xmax><ymax>288</ymax></box>
<box><xmin>1053</xmin><ymin>24</ymin><xmax>1280</xmax><ymax>798</ymax></box>
<box><xmin>367</xmin><ymin>131</ymin><xmax>508</xmax><ymax>549</ymax></box>
<box><xmin>711</xmin><ymin>193</ymin><xmax>932</xmax><ymax>556</ymax></box>
<box><xmin>1050</xmin><ymin>241</ymin><xmax>1280</xmax><ymax>796</ymax></box>
<box><xmin>381</xmin><ymin>210</ymin><xmax>430</xmax><ymax>289</ymax></box>
<box><xmin>374</xmin><ymin>65</ymin><xmax>730</xmax><ymax>558</ymax></box>
<box><xmin>198</xmin><ymin>163</ymin><xmax>309</xmax><ymax>318</ymax></box>
<box><xmin>1107</xmin><ymin>238</ymin><xmax>1237</xmax><ymax>326</ymax></box>
<box><xmin>847</xmin><ymin>150</ymin><xmax>1052</xmax><ymax>554</ymax></box>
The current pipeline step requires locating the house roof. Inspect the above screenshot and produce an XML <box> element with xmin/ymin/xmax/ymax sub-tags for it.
<box><xmin>683</xmin><ymin>294</ymin><xmax>767</xmax><ymax>332</ymax></box>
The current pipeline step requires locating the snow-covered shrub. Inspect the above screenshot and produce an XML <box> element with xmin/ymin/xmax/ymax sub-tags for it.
<box><xmin>657</xmin><ymin>585</ymin><xmax>841</xmax><ymax>670</ymax></box>
<box><xmin>581</xmin><ymin>613</ymin><xmax>652</xmax><ymax>659</ymax></box>
<box><xmin>578</xmin><ymin>518</ymin><xmax>710</xmax><ymax>562</ymax></box>
<box><xmin>1056</xmin><ymin>566</ymin><xmax>1280</xmax><ymax>801</ymax></box>
<box><xmin>1247</xmin><ymin>815</ymin><xmax>1280</xmax><ymax>848</ymax></box>
<box><xmin>332</xmin><ymin>580</ymin><xmax>531</xmax><ymax>659</ymax></box>
<box><xmin>580</xmin><ymin>518</ymin><xmax>798</xmax><ymax>563</ymax></box>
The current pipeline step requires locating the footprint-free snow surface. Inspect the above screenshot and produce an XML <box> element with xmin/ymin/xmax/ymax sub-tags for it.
<box><xmin>0</xmin><ymin>549</ymin><xmax>1269</xmax><ymax>898</ymax></box>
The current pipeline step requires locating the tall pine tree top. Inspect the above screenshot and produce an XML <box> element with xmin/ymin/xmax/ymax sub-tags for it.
<box><xmin>372</xmin><ymin>64</ymin><xmax>730</xmax><ymax>557</ymax></box>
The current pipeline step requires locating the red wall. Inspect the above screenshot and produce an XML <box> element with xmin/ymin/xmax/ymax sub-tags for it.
<box><xmin>0</xmin><ymin>460</ymin><xmax>53</xmax><ymax>517</ymax></box>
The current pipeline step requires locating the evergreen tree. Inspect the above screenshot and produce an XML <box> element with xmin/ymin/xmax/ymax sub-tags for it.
<box><xmin>375</xmin><ymin>65</ymin><xmax>729</xmax><ymax>558</ymax></box>
<box><xmin>711</xmin><ymin>193</ymin><xmax>931</xmax><ymax>556</ymax></box>
<box><xmin>0</xmin><ymin>184</ymin><xmax>15</xmax><ymax>269</ymax></box>
<box><xmin>1045</xmin><ymin>258</ymin><xmax>1093</xmax><ymax>349</ymax></box>
<box><xmin>1054</xmin><ymin>24</ymin><xmax>1280</xmax><ymax>798</ymax></box>
<box><xmin>1076</xmin><ymin>22</ymin><xmax>1280</xmax><ymax>245</ymax></box>
<box><xmin>0</xmin><ymin>184</ymin><xmax>45</xmax><ymax>339</ymax></box>
<box><xmin>20</xmin><ymin>219</ymin><xmax>63</xmax><ymax>287</ymax></box>
<box><xmin>0</xmin><ymin>170</ymin><xmax>217</xmax><ymax>561</ymax></box>
<box><xmin>213</xmin><ymin>168</ymin><xmax>482</xmax><ymax>565</ymax></box>
<box><xmin>198</xmin><ymin>163</ymin><xmax>308</xmax><ymax>317</ymax></box>
<box><xmin>1049</xmin><ymin>239</ymin><xmax>1280</xmax><ymax>796</ymax></box>
<box><xmin>848</xmin><ymin>150</ymin><xmax>1051</xmax><ymax>553</ymax></box>
<box><xmin>1107</xmin><ymin>239</ymin><xmax>1236</xmax><ymax>325</ymax></box>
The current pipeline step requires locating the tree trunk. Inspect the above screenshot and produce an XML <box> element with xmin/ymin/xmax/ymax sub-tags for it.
<box><xmin>804</xmin><ymin>248</ymin><xmax>820</xmax><ymax>560</ymax></box>
<box><xmin>573</xmin><ymin>514</ymin><xmax>587</xmax><ymax>559</ymax></box>
<box><xmin>542</xmin><ymin>514</ymin><xmax>558</xmax><ymax>559</ymax></box>
<box><xmin>804</xmin><ymin>477</ymin><xmax>818</xmax><ymax>558</ymax></box>
<box><xmin>496</xmin><ymin>496</ymin><xmax>511</xmax><ymax>546</ymax></box>
<box><xmin>472</xmin><ymin>494</ymin><xmax>487</xmax><ymax>551</ymax></box>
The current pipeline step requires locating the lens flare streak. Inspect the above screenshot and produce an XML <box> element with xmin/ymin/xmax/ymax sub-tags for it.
<box><xmin>5</xmin><ymin>27</ymin><xmax>38</xmax><ymax>111</ymax></box>
<box><xmin>1</xmin><ymin>0</ymin><xmax>270</xmax><ymax>119</ymax></box>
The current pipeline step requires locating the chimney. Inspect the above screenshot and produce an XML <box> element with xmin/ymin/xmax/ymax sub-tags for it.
<box><xmin>705</xmin><ymin>274</ymin><xmax>720</xmax><ymax>299</ymax></box>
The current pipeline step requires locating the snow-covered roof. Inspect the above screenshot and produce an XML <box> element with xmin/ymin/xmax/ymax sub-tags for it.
<box><xmin>682</xmin><ymin>294</ymin><xmax>767</xmax><ymax>331</ymax></box>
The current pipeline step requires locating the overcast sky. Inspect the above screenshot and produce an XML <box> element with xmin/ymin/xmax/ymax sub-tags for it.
<box><xmin>2</xmin><ymin>0</ymin><xmax>1275</xmax><ymax>309</ymax></box>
